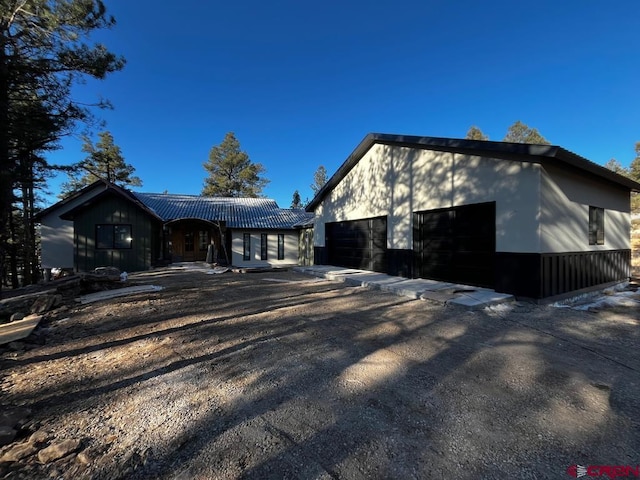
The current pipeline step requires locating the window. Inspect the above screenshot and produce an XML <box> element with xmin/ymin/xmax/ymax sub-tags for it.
<box><xmin>261</xmin><ymin>234</ymin><xmax>268</xmax><ymax>260</ymax></box>
<box><xmin>185</xmin><ymin>232</ymin><xmax>194</xmax><ymax>252</ymax></box>
<box><xmin>243</xmin><ymin>233</ymin><xmax>251</xmax><ymax>261</ymax></box>
<box><xmin>199</xmin><ymin>231</ymin><xmax>208</xmax><ymax>251</ymax></box>
<box><xmin>96</xmin><ymin>224</ymin><xmax>132</xmax><ymax>249</ymax></box>
<box><xmin>589</xmin><ymin>206</ymin><xmax>605</xmax><ymax>245</ymax></box>
<box><xmin>277</xmin><ymin>234</ymin><xmax>285</xmax><ymax>260</ymax></box>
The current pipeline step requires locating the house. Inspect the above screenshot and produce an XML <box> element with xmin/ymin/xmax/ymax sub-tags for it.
<box><xmin>37</xmin><ymin>181</ymin><xmax>314</xmax><ymax>275</ymax></box>
<box><xmin>306</xmin><ymin>133</ymin><xmax>640</xmax><ymax>300</ymax></box>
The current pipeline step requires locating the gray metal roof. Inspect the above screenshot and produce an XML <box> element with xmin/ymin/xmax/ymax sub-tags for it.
<box><xmin>133</xmin><ymin>192</ymin><xmax>314</xmax><ymax>229</ymax></box>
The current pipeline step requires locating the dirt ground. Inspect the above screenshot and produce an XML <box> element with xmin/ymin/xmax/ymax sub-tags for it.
<box><xmin>1</xmin><ymin>266</ymin><xmax>639</xmax><ymax>479</ymax></box>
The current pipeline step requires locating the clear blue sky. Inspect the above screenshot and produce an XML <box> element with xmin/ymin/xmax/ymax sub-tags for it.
<box><xmin>45</xmin><ymin>0</ymin><xmax>640</xmax><ymax>208</ymax></box>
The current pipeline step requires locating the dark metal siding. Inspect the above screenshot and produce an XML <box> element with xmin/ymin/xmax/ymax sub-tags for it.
<box><xmin>73</xmin><ymin>193</ymin><xmax>161</xmax><ymax>273</ymax></box>
<box><xmin>495</xmin><ymin>250</ymin><xmax>630</xmax><ymax>299</ymax></box>
<box><xmin>413</xmin><ymin>202</ymin><xmax>496</xmax><ymax>288</ymax></box>
<box><xmin>326</xmin><ymin>217</ymin><xmax>387</xmax><ymax>272</ymax></box>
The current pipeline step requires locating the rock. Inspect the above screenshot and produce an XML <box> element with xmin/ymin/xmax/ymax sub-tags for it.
<box><xmin>30</xmin><ymin>295</ymin><xmax>58</xmax><ymax>314</ymax></box>
<box><xmin>9</xmin><ymin>312</ymin><xmax>25</xmax><ymax>322</ymax></box>
<box><xmin>0</xmin><ymin>442</ymin><xmax>37</xmax><ymax>461</ymax></box>
<box><xmin>0</xmin><ymin>406</ymin><xmax>32</xmax><ymax>428</ymax></box>
<box><xmin>37</xmin><ymin>439</ymin><xmax>81</xmax><ymax>463</ymax></box>
<box><xmin>76</xmin><ymin>447</ymin><xmax>97</xmax><ymax>465</ymax></box>
<box><xmin>28</xmin><ymin>429</ymin><xmax>49</xmax><ymax>446</ymax></box>
<box><xmin>0</xmin><ymin>426</ymin><xmax>17</xmax><ymax>446</ymax></box>
<box><xmin>94</xmin><ymin>266</ymin><xmax>120</xmax><ymax>276</ymax></box>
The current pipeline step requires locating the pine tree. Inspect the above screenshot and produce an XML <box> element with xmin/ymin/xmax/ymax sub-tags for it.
<box><xmin>291</xmin><ymin>190</ymin><xmax>303</xmax><ymax>209</ymax></box>
<box><xmin>503</xmin><ymin>121</ymin><xmax>550</xmax><ymax>144</ymax></box>
<box><xmin>0</xmin><ymin>0</ymin><xmax>124</xmax><ymax>290</ymax></box>
<box><xmin>60</xmin><ymin>131</ymin><xmax>141</xmax><ymax>197</ymax></box>
<box><xmin>311</xmin><ymin>165</ymin><xmax>327</xmax><ymax>196</ymax></box>
<box><xmin>628</xmin><ymin>142</ymin><xmax>640</xmax><ymax>182</ymax></box>
<box><xmin>603</xmin><ymin>158</ymin><xmax>630</xmax><ymax>177</ymax></box>
<box><xmin>202</xmin><ymin>132</ymin><xmax>268</xmax><ymax>197</ymax></box>
<box><xmin>465</xmin><ymin>126</ymin><xmax>489</xmax><ymax>141</ymax></box>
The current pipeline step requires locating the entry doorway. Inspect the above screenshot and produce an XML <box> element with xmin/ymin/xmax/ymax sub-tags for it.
<box><xmin>168</xmin><ymin>220</ymin><xmax>227</xmax><ymax>264</ymax></box>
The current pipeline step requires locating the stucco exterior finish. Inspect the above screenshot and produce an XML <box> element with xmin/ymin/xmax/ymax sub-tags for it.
<box><xmin>314</xmin><ymin>144</ymin><xmax>541</xmax><ymax>253</ymax></box>
<box><xmin>231</xmin><ymin>230</ymin><xmax>299</xmax><ymax>267</ymax></box>
<box><xmin>540</xmin><ymin>162</ymin><xmax>630</xmax><ymax>252</ymax></box>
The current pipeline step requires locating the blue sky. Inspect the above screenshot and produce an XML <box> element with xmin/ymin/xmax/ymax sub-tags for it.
<box><xmin>45</xmin><ymin>0</ymin><xmax>640</xmax><ymax>208</ymax></box>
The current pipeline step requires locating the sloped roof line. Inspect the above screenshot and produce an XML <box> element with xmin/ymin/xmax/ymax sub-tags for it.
<box><xmin>132</xmin><ymin>192</ymin><xmax>313</xmax><ymax>229</ymax></box>
<box><xmin>305</xmin><ymin>133</ymin><xmax>640</xmax><ymax>211</ymax></box>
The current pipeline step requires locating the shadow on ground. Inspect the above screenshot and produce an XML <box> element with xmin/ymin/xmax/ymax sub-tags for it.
<box><xmin>1</xmin><ymin>268</ymin><xmax>638</xmax><ymax>479</ymax></box>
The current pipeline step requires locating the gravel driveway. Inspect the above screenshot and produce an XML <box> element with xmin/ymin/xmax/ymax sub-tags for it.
<box><xmin>1</xmin><ymin>268</ymin><xmax>639</xmax><ymax>479</ymax></box>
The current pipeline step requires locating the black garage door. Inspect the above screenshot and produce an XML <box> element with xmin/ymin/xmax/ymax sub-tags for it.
<box><xmin>326</xmin><ymin>217</ymin><xmax>387</xmax><ymax>272</ymax></box>
<box><xmin>413</xmin><ymin>202</ymin><xmax>495</xmax><ymax>288</ymax></box>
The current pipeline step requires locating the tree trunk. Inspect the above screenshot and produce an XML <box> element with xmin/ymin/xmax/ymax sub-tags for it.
<box><xmin>8</xmin><ymin>206</ymin><xmax>18</xmax><ymax>289</ymax></box>
<box><xmin>21</xmin><ymin>171</ymin><xmax>35</xmax><ymax>286</ymax></box>
<box><xmin>0</xmin><ymin>36</ymin><xmax>11</xmax><ymax>294</ymax></box>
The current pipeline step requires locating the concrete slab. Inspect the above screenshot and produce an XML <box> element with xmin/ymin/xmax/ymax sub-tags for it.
<box><xmin>342</xmin><ymin>273</ymin><xmax>401</xmax><ymax>289</ymax></box>
<box><xmin>76</xmin><ymin>285</ymin><xmax>164</xmax><ymax>305</ymax></box>
<box><xmin>449</xmin><ymin>290</ymin><xmax>515</xmax><ymax>309</ymax></box>
<box><xmin>421</xmin><ymin>290</ymin><xmax>458</xmax><ymax>303</ymax></box>
<box><xmin>294</xmin><ymin>265</ymin><xmax>514</xmax><ymax>308</ymax></box>
<box><xmin>380</xmin><ymin>279</ymin><xmax>434</xmax><ymax>299</ymax></box>
<box><xmin>0</xmin><ymin>315</ymin><xmax>42</xmax><ymax>345</ymax></box>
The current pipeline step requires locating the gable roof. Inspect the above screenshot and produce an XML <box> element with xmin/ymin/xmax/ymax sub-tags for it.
<box><xmin>133</xmin><ymin>192</ymin><xmax>313</xmax><ymax>229</ymax></box>
<box><xmin>41</xmin><ymin>180</ymin><xmax>314</xmax><ymax>229</ymax></box>
<box><xmin>35</xmin><ymin>179</ymin><xmax>113</xmax><ymax>221</ymax></box>
<box><xmin>306</xmin><ymin>133</ymin><xmax>640</xmax><ymax>211</ymax></box>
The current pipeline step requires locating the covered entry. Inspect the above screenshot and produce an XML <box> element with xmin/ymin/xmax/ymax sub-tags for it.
<box><xmin>167</xmin><ymin>219</ymin><xmax>228</xmax><ymax>264</ymax></box>
<box><xmin>326</xmin><ymin>216</ymin><xmax>387</xmax><ymax>272</ymax></box>
<box><xmin>413</xmin><ymin>202</ymin><xmax>495</xmax><ymax>288</ymax></box>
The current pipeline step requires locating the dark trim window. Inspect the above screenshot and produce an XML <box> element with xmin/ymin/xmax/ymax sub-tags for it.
<box><xmin>277</xmin><ymin>234</ymin><xmax>285</xmax><ymax>260</ymax></box>
<box><xmin>96</xmin><ymin>224</ymin><xmax>132</xmax><ymax>249</ymax></box>
<box><xmin>185</xmin><ymin>231</ymin><xmax>194</xmax><ymax>252</ymax></box>
<box><xmin>243</xmin><ymin>233</ymin><xmax>251</xmax><ymax>261</ymax></box>
<box><xmin>261</xmin><ymin>234</ymin><xmax>268</xmax><ymax>260</ymax></box>
<box><xmin>589</xmin><ymin>206</ymin><xmax>605</xmax><ymax>245</ymax></box>
<box><xmin>199</xmin><ymin>231</ymin><xmax>208</xmax><ymax>251</ymax></box>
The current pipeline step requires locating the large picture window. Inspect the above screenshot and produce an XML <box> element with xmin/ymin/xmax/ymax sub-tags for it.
<box><xmin>261</xmin><ymin>234</ymin><xmax>268</xmax><ymax>260</ymax></box>
<box><xmin>96</xmin><ymin>224</ymin><xmax>132</xmax><ymax>249</ymax></box>
<box><xmin>243</xmin><ymin>233</ymin><xmax>251</xmax><ymax>261</ymax></box>
<box><xmin>277</xmin><ymin>234</ymin><xmax>285</xmax><ymax>260</ymax></box>
<box><xmin>589</xmin><ymin>206</ymin><xmax>605</xmax><ymax>245</ymax></box>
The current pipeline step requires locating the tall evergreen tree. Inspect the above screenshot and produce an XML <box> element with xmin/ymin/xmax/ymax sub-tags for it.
<box><xmin>603</xmin><ymin>158</ymin><xmax>630</xmax><ymax>177</ymax></box>
<box><xmin>465</xmin><ymin>126</ymin><xmax>489</xmax><ymax>141</ymax></box>
<box><xmin>628</xmin><ymin>142</ymin><xmax>640</xmax><ymax>182</ymax></box>
<box><xmin>202</xmin><ymin>132</ymin><xmax>268</xmax><ymax>197</ymax></box>
<box><xmin>0</xmin><ymin>0</ymin><xmax>124</xmax><ymax>289</ymax></box>
<box><xmin>311</xmin><ymin>165</ymin><xmax>327</xmax><ymax>196</ymax></box>
<box><xmin>291</xmin><ymin>190</ymin><xmax>302</xmax><ymax>209</ymax></box>
<box><xmin>60</xmin><ymin>131</ymin><xmax>141</xmax><ymax>197</ymax></box>
<box><xmin>503</xmin><ymin>121</ymin><xmax>550</xmax><ymax>144</ymax></box>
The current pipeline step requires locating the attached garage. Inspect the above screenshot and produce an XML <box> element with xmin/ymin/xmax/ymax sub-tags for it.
<box><xmin>326</xmin><ymin>216</ymin><xmax>387</xmax><ymax>272</ymax></box>
<box><xmin>413</xmin><ymin>202</ymin><xmax>495</xmax><ymax>288</ymax></box>
<box><xmin>307</xmin><ymin>133</ymin><xmax>640</xmax><ymax>300</ymax></box>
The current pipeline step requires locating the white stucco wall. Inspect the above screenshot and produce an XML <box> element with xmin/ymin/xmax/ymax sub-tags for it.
<box><xmin>39</xmin><ymin>185</ymin><xmax>107</xmax><ymax>270</ymax></box>
<box><xmin>314</xmin><ymin>144</ymin><xmax>542</xmax><ymax>253</ymax></box>
<box><xmin>231</xmin><ymin>230</ymin><xmax>300</xmax><ymax>267</ymax></box>
<box><xmin>540</xmin><ymin>162</ymin><xmax>630</xmax><ymax>252</ymax></box>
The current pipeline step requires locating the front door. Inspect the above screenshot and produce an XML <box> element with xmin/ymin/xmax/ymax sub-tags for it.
<box><xmin>171</xmin><ymin>226</ymin><xmax>210</xmax><ymax>262</ymax></box>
